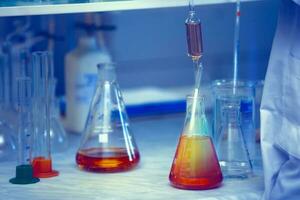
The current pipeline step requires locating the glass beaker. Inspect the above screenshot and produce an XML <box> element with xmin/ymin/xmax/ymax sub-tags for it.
<box><xmin>76</xmin><ymin>63</ymin><xmax>140</xmax><ymax>172</ymax></box>
<box><xmin>216</xmin><ymin>99</ymin><xmax>252</xmax><ymax>178</ymax></box>
<box><xmin>212</xmin><ymin>80</ymin><xmax>256</xmax><ymax>157</ymax></box>
<box><xmin>169</xmin><ymin>95</ymin><xmax>222</xmax><ymax>190</ymax></box>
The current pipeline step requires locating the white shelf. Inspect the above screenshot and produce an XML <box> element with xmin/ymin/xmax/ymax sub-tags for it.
<box><xmin>0</xmin><ymin>0</ymin><xmax>261</xmax><ymax>17</ymax></box>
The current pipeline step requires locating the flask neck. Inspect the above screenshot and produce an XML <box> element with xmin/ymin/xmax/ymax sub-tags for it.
<box><xmin>183</xmin><ymin>96</ymin><xmax>208</xmax><ymax>136</ymax></box>
<box><xmin>97</xmin><ymin>63</ymin><xmax>116</xmax><ymax>83</ymax></box>
<box><xmin>222</xmin><ymin>106</ymin><xmax>241</xmax><ymax>126</ymax></box>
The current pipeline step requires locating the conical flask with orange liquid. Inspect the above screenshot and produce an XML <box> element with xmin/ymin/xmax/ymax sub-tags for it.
<box><xmin>169</xmin><ymin>95</ymin><xmax>223</xmax><ymax>190</ymax></box>
<box><xmin>76</xmin><ymin>63</ymin><xmax>140</xmax><ymax>172</ymax></box>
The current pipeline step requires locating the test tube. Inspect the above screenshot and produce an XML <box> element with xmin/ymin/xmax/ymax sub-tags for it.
<box><xmin>31</xmin><ymin>51</ymin><xmax>58</xmax><ymax>178</ymax></box>
<box><xmin>185</xmin><ymin>10</ymin><xmax>203</xmax><ymax>61</ymax></box>
<box><xmin>10</xmin><ymin>77</ymin><xmax>39</xmax><ymax>184</ymax></box>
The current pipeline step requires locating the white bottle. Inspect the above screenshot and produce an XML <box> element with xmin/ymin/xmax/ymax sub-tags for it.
<box><xmin>65</xmin><ymin>35</ymin><xmax>111</xmax><ymax>133</ymax></box>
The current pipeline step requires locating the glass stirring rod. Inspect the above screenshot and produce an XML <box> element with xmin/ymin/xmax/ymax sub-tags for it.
<box><xmin>233</xmin><ymin>0</ymin><xmax>241</xmax><ymax>94</ymax></box>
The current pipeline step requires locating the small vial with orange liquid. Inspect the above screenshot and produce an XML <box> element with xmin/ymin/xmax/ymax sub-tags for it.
<box><xmin>169</xmin><ymin>95</ymin><xmax>222</xmax><ymax>190</ymax></box>
<box><xmin>76</xmin><ymin>63</ymin><xmax>140</xmax><ymax>172</ymax></box>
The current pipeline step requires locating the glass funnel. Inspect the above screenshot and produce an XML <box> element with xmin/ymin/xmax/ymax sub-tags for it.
<box><xmin>169</xmin><ymin>95</ymin><xmax>222</xmax><ymax>190</ymax></box>
<box><xmin>216</xmin><ymin>99</ymin><xmax>252</xmax><ymax>178</ymax></box>
<box><xmin>76</xmin><ymin>63</ymin><xmax>140</xmax><ymax>172</ymax></box>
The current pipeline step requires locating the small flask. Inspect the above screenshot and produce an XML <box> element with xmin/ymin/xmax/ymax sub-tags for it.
<box><xmin>217</xmin><ymin>99</ymin><xmax>252</xmax><ymax>178</ymax></box>
<box><xmin>76</xmin><ymin>63</ymin><xmax>140</xmax><ymax>172</ymax></box>
<box><xmin>169</xmin><ymin>95</ymin><xmax>222</xmax><ymax>190</ymax></box>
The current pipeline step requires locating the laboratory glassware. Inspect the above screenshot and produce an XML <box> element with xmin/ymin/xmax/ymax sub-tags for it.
<box><xmin>0</xmin><ymin>54</ymin><xmax>16</xmax><ymax>161</ymax></box>
<box><xmin>185</xmin><ymin>4</ymin><xmax>205</xmax><ymax>118</ymax></box>
<box><xmin>212</xmin><ymin>80</ymin><xmax>256</xmax><ymax>144</ymax></box>
<box><xmin>185</xmin><ymin>3</ymin><xmax>203</xmax><ymax>61</ymax></box>
<box><xmin>31</xmin><ymin>51</ymin><xmax>59</xmax><ymax>178</ymax></box>
<box><xmin>169</xmin><ymin>95</ymin><xmax>222</xmax><ymax>190</ymax></box>
<box><xmin>49</xmin><ymin>78</ymin><xmax>68</xmax><ymax>153</ymax></box>
<box><xmin>233</xmin><ymin>0</ymin><xmax>241</xmax><ymax>90</ymax></box>
<box><xmin>216</xmin><ymin>99</ymin><xmax>252</xmax><ymax>178</ymax></box>
<box><xmin>240</xmin><ymin>99</ymin><xmax>256</xmax><ymax>169</ymax></box>
<box><xmin>76</xmin><ymin>63</ymin><xmax>140</xmax><ymax>172</ymax></box>
<box><xmin>10</xmin><ymin>77</ymin><xmax>39</xmax><ymax>184</ymax></box>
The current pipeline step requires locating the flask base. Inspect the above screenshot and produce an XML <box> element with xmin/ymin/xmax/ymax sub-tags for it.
<box><xmin>76</xmin><ymin>147</ymin><xmax>140</xmax><ymax>173</ymax></box>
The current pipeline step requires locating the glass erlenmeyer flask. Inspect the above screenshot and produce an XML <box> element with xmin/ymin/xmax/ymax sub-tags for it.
<box><xmin>76</xmin><ymin>63</ymin><xmax>140</xmax><ymax>172</ymax></box>
<box><xmin>217</xmin><ymin>99</ymin><xmax>252</xmax><ymax>178</ymax></box>
<box><xmin>169</xmin><ymin>95</ymin><xmax>222</xmax><ymax>190</ymax></box>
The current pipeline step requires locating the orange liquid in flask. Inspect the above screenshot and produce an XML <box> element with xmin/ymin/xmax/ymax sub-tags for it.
<box><xmin>76</xmin><ymin>147</ymin><xmax>140</xmax><ymax>172</ymax></box>
<box><xmin>169</xmin><ymin>135</ymin><xmax>223</xmax><ymax>190</ymax></box>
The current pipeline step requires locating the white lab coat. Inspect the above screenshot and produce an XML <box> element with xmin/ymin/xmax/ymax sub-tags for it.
<box><xmin>261</xmin><ymin>0</ymin><xmax>300</xmax><ymax>199</ymax></box>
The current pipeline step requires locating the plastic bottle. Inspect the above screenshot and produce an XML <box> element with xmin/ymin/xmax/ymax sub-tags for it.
<box><xmin>64</xmin><ymin>16</ymin><xmax>111</xmax><ymax>133</ymax></box>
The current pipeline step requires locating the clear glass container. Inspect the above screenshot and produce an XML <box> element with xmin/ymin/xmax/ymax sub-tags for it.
<box><xmin>169</xmin><ymin>95</ymin><xmax>222</xmax><ymax>190</ymax></box>
<box><xmin>216</xmin><ymin>99</ymin><xmax>252</xmax><ymax>178</ymax></box>
<box><xmin>185</xmin><ymin>10</ymin><xmax>203</xmax><ymax>61</ymax></box>
<box><xmin>49</xmin><ymin>78</ymin><xmax>68</xmax><ymax>153</ymax></box>
<box><xmin>212</xmin><ymin>80</ymin><xmax>256</xmax><ymax>143</ymax></box>
<box><xmin>0</xmin><ymin>53</ymin><xmax>16</xmax><ymax>161</ymax></box>
<box><xmin>10</xmin><ymin>77</ymin><xmax>39</xmax><ymax>184</ymax></box>
<box><xmin>76</xmin><ymin>63</ymin><xmax>140</xmax><ymax>172</ymax></box>
<box><xmin>31</xmin><ymin>51</ymin><xmax>58</xmax><ymax>178</ymax></box>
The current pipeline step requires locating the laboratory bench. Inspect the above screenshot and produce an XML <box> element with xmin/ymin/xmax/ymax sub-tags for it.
<box><xmin>0</xmin><ymin>0</ymin><xmax>270</xmax><ymax>198</ymax></box>
<box><xmin>0</xmin><ymin>114</ymin><xmax>264</xmax><ymax>200</ymax></box>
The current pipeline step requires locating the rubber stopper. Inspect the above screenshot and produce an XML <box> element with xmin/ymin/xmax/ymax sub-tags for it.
<box><xmin>10</xmin><ymin>165</ymin><xmax>40</xmax><ymax>184</ymax></box>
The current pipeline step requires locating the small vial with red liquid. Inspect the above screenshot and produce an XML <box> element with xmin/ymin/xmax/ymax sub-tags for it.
<box><xmin>169</xmin><ymin>95</ymin><xmax>222</xmax><ymax>190</ymax></box>
<box><xmin>185</xmin><ymin>11</ymin><xmax>203</xmax><ymax>61</ymax></box>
